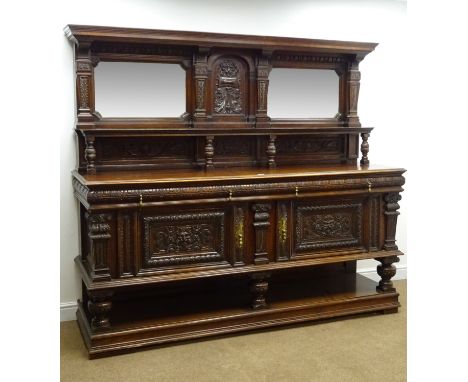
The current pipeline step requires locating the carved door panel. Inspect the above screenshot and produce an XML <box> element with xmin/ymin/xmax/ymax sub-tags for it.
<box><xmin>291</xmin><ymin>198</ymin><xmax>365</xmax><ymax>258</ymax></box>
<box><xmin>137</xmin><ymin>205</ymin><xmax>241</xmax><ymax>274</ymax></box>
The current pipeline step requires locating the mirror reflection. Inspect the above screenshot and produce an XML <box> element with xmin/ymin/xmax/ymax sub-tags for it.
<box><xmin>268</xmin><ymin>68</ymin><xmax>339</xmax><ymax>118</ymax></box>
<box><xmin>94</xmin><ymin>62</ymin><xmax>185</xmax><ymax>118</ymax></box>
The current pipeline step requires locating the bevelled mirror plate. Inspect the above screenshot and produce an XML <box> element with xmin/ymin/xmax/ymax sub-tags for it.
<box><xmin>268</xmin><ymin>68</ymin><xmax>339</xmax><ymax>118</ymax></box>
<box><xmin>94</xmin><ymin>62</ymin><xmax>185</xmax><ymax>118</ymax></box>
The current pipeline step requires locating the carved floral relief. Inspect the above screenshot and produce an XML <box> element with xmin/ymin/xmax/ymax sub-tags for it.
<box><xmin>214</xmin><ymin>59</ymin><xmax>242</xmax><ymax>114</ymax></box>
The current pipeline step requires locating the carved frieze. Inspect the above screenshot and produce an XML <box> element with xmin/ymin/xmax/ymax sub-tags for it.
<box><xmin>214</xmin><ymin>59</ymin><xmax>243</xmax><ymax>114</ymax></box>
<box><xmin>91</xmin><ymin>42</ymin><xmax>192</xmax><ymax>57</ymax></box>
<box><xmin>73</xmin><ymin>176</ymin><xmax>406</xmax><ymax>204</ymax></box>
<box><xmin>276</xmin><ymin>137</ymin><xmax>342</xmax><ymax>154</ymax></box>
<box><xmin>143</xmin><ymin>211</ymin><xmax>225</xmax><ymax>268</ymax></box>
<box><xmin>98</xmin><ymin>138</ymin><xmax>192</xmax><ymax>161</ymax></box>
<box><xmin>273</xmin><ymin>54</ymin><xmax>345</xmax><ymax>64</ymax></box>
<box><xmin>295</xmin><ymin>203</ymin><xmax>362</xmax><ymax>252</ymax></box>
<box><xmin>214</xmin><ymin>137</ymin><xmax>252</xmax><ymax>156</ymax></box>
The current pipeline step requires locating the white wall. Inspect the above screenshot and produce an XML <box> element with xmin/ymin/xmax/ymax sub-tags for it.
<box><xmin>60</xmin><ymin>0</ymin><xmax>408</xmax><ymax>319</ymax></box>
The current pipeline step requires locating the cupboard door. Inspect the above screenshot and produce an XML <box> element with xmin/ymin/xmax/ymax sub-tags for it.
<box><xmin>292</xmin><ymin>198</ymin><xmax>365</xmax><ymax>258</ymax></box>
<box><xmin>138</xmin><ymin>205</ymin><xmax>233</xmax><ymax>273</ymax></box>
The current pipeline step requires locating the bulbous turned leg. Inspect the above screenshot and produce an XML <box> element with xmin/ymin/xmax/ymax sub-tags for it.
<box><xmin>376</xmin><ymin>256</ymin><xmax>400</xmax><ymax>292</ymax></box>
<box><xmin>250</xmin><ymin>272</ymin><xmax>270</xmax><ymax>310</ymax></box>
<box><xmin>88</xmin><ymin>291</ymin><xmax>113</xmax><ymax>331</ymax></box>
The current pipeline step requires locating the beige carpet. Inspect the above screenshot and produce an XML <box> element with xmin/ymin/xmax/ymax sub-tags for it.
<box><xmin>61</xmin><ymin>280</ymin><xmax>406</xmax><ymax>382</ymax></box>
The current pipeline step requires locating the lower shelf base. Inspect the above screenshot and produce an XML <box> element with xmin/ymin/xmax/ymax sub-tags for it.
<box><xmin>77</xmin><ymin>274</ymin><xmax>400</xmax><ymax>359</ymax></box>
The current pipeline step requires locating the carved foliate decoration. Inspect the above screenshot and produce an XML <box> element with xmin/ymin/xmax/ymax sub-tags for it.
<box><xmin>196</xmin><ymin>79</ymin><xmax>205</xmax><ymax>110</ymax></box>
<box><xmin>73</xmin><ymin>176</ymin><xmax>406</xmax><ymax>204</ymax></box>
<box><xmin>276</xmin><ymin>137</ymin><xmax>342</xmax><ymax>154</ymax></box>
<box><xmin>214</xmin><ymin>59</ymin><xmax>242</xmax><ymax>114</ymax></box>
<box><xmin>143</xmin><ymin>211</ymin><xmax>225</xmax><ymax>268</ymax></box>
<box><xmin>90</xmin><ymin>42</ymin><xmax>192</xmax><ymax>57</ymax></box>
<box><xmin>79</xmin><ymin>76</ymin><xmax>89</xmax><ymax>109</ymax></box>
<box><xmin>273</xmin><ymin>54</ymin><xmax>345</xmax><ymax>64</ymax></box>
<box><xmin>252</xmin><ymin>204</ymin><xmax>271</xmax><ymax>264</ymax></box>
<box><xmin>295</xmin><ymin>203</ymin><xmax>362</xmax><ymax>252</ymax></box>
<box><xmin>86</xmin><ymin>213</ymin><xmax>112</xmax><ymax>280</ymax></box>
<box><xmin>99</xmin><ymin>138</ymin><xmax>192</xmax><ymax>160</ymax></box>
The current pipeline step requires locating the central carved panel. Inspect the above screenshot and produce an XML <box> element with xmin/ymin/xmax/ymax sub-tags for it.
<box><xmin>214</xmin><ymin>59</ymin><xmax>243</xmax><ymax>114</ymax></box>
<box><xmin>294</xmin><ymin>202</ymin><xmax>362</xmax><ymax>253</ymax></box>
<box><xmin>142</xmin><ymin>211</ymin><xmax>226</xmax><ymax>268</ymax></box>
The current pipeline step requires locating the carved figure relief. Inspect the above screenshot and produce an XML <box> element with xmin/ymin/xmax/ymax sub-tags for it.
<box><xmin>295</xmin><ymin>203</ymin><xmax>362</xmax><ymax>251</ymax></box>
<box><xmin>143</xmin><ymin>211</ymin><xmax>225</xmax><ymax>268</ymax></box>
<box><xmin>214</xmin><ymin>59</ymin><xmax>242</xmax><ymax>114</ymax></box>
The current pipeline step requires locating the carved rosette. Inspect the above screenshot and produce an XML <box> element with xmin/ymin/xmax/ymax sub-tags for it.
<box><xmin>214</xmin><ymin>59</ymin><xmax>242</xmax><ymax>114</ymax></box>
<box><xmin>86</xmin><ymin>213</ymin><xmax>112</xmax><ymax>281</ymax></box>
<box><xmin>252</xmin><ymin>204</ymin><xmax>271</xmax><ymax>264</ymax></box>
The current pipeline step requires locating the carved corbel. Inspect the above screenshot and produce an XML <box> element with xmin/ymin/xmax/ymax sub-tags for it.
<box><xmin>193</xmin><ymin>47</ymin><xmax>210</xmax><ymax>120</ymax></box>
<box><xmin>256</xmin><ymin>50</ymin><xmax>272</xmax><ymax>128</ymax></box>
<box><xmin>85</xmin><ymin>212</ymin><xmax>112</xmax><ymax>281</ymax></box>
<box><xmin>346</xmin><ymin>54</ymin><xmax>364</xmax><ymax>127</ymax></box>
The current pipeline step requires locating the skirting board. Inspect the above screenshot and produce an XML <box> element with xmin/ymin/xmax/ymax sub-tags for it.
<box><xmin>60</xmin><ymin>266</ymin><xmax>407</xmax><ymax>322</ymax></box>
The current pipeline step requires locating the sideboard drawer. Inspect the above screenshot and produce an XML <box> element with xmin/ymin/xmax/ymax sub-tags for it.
<box><xmin>291</xmin><ymin>198</ymin><xmax>364</xmax><ymax>258</ymax></box>
<box><xmin>138</xmin><ymin>206</ymin><xmax>233</xmax><ymax>274</ymax></box>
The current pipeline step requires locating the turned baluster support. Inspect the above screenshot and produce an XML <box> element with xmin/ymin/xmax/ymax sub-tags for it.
<box><xmin>360</xmin><ymin>132</ymin><xmax>370</xmax><ymax>166</ymax></box>
<box><xmin>250</xmin><ymin>272</ymin><xmax>270</xmax><ymax>309</ymax></box>
<box><xmin>88</xmin><ymin>291</ymin><xmax>113</xmax><ymax>331</ymax></box>
<box><xmin>205</xmin><ymin>135</ymin><xmax>214</xmax><ymax>169</ymax></box>
<box><xmin>267</xmin><ymin>135</ymin><xmax>276</xmax><ymax>168</ymax></box>
<box><xmin>376</xmin><ymin>256</ymin><xmax>399</xmax><ymax>292</ymax></box>
<box><xmin>84</xmin><ymin>135</ymin><xmax>96</xmax><ymax>174</ymax></box>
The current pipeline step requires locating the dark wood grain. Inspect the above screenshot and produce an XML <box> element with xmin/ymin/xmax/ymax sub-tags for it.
<box><xmin>65</xmin><ymin>25</ymin><xmax>405</xmax><ymax>358</ymax></box>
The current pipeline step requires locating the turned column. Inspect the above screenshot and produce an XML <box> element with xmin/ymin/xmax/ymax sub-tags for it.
<box><xmin>250</xmin><ymin>272</ymin><xmax>270</xmax><ymax>309</ymax></box>
<box><xmin>88</xmin><ymin>290</ymin><xmax>113</xmax><ymax>330</ymax></box>
<box><xmin>360</xmin><ymin>132</ymin><xmax>370</xmax><ymax>166</ymax></box>
<box><xmin>267</xmin><ymin>135</ymin><xmax>276</xmax><ymax>168</ymax></box>
<box><xmin>376</xmin><ymin>256</ymin><xmax>399</xmax><ymax>292</ymax></box>
<box><xmin>84</xmin><ymin>134</ymin><xmax>96</xmax><ymax>174</ymax></box>
<box><xmin>204</xmin><ymin>135</ymin><xmax>214</xmax><ymax>169</ymax></box>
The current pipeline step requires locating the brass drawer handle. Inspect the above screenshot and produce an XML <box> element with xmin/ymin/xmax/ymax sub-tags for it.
<box><xmin>228</xmin><ymin>190</ymin><xmax>233</xmax><ymax>201</ymax></box>
<box><xmin>295</xmin><ymin>186</ymin><xmax>299</xmax><ymax>197</ymax></box>
<box><xmin>367</xmin><ymin>180</ymin><xmax>372</xmax><ymax>192</ymax></box>
<box><xmin>139</xmin><ymin>194</ymin><xmax>143</xmax><ymax>207</ymax></box>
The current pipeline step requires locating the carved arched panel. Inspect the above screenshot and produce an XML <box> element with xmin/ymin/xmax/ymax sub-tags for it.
<box><xmin>208</xmin><ymin>55</ymin><xmax>251</xmax><ymax>121</ymax></box>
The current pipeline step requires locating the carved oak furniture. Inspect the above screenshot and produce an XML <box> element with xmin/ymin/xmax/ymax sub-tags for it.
<box><xmin>65</xmin><ymin>25</ymin><xmax>405</xmax><ymax>358</ymax></box>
